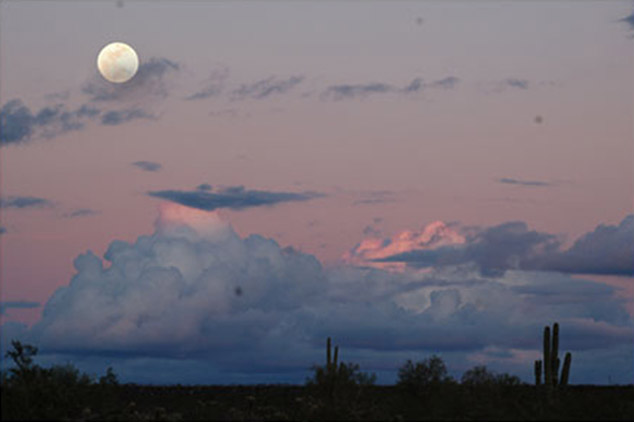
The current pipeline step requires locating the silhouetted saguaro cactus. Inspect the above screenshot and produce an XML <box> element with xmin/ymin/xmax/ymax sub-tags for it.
<box><xmin>535</xmin><ymin>322</ymin><xmax>572</xmax><ymax>387</ymax></box>
<box><xmin>534</xmin><ymin>360</ymin><xmax>542</xmax><ymax>385</ymax></box>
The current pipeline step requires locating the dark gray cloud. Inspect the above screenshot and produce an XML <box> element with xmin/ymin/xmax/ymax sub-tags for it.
<box><xmin>147</xmin><ymin>185</ymin><xmax>324</xmax><ymax>211</ymax></box>
<box><xmin>0</xmin><ymin>100</ymin><xmax>100</xmax><ymax>145</ymax></box>
<box><xmin>101</xmin><ymin>108</ymin><xmax>154</xmax><ymax>126</ymax></box>
<box><xmin>0</xmin><ymin>301</ymin><xmax>40</xmax><ymax>316</ymax></box>
<box><xmin>532</xmin><ymin>215</ymin><xmax>634</xmax><ymax>276</ymax></box>
<box><xmin>0</xmin><ymin>100</ymin><xmax>33</xmax><ymax>144</ymax></box>
<box><xmin>377</xmin><ymin>215</ymin><xmax>634</xmax><ymax>277</ymax></box>
<box><xmin>498</xmin><ymin>177</ymin><xmax>551</xmax><ymax>187</ymax></box>
<box><xmin>132</xmin><ymin>161</ymin><xmax>162</xmax><ymax>172</ymax></box>
<box><xmin>232</xmin><ymin>75</ymin><xmax>304</xmax><ymax>100</ymax></box>
<box><xmin>63</xmin><ymin>208</ymin><xmax>101</xmax><ymax>219</ymax></box>
<box><xmin>82</xmin><ymin>57</ymin><xmax>179</xmax><ymax>102</ymax></box>
<box><xmin>0</xmin><ymin>196</ymin><xmax>53</xmax><ymax>209</ymax></box>
<box><xmin>322</xmin><ymin>76</ymin><xmax>459</xmax><ymax>100</ymax></box>
<box><xmin>197</xmin><ymin>183</ymin><xmax>212</xmax><ymax>191</ymax></box>
<box><xmin>0</xmin><ymin>226</ymin><xmax>6</xmax><ymax>235</ymax></box>
<box><xmin>505</xmin><ymin>78</ymin><xmax>529</xmax><ymax>89</ymax></box>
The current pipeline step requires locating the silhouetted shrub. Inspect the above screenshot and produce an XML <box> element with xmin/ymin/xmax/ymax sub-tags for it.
<box><xmin>397</xmin><ymin>355</ymin><xmax>454</xmax><ymax>393</ymax></box>
<box><xmin>461</xmin><ymin>365</ymin><xmax>523</xmax><ymax>388</ymax></box>
<box><xmin>1</xmin><ymin>340</ymin><xmax>119</xmax><ymax>420</ymax></box>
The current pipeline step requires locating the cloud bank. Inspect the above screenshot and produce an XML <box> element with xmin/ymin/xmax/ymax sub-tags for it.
<box><xmin>3</xmin><ymin>206</ymin><xmax>630</xmax><ymax>384</ymax></box>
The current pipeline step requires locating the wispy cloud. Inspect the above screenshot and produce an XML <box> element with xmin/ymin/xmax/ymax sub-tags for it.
<box><xmin>101</xmin><ymin>108</ymin><xmax>154</xmax><ymax>126</ymax></box>
<box><xmin>505</xmin><ymin>78</ymin><xmax>529</xmax><ymax>89</ymax></box>
<box><xmin>186</xmin><ymin>66</ymin><xmax>229</xmax><ymax>101</ymax></box>
<box><xmin>497</xmin><ymin>177</ymin><xmax>551</xmax><ymax>187</ymax></box>
<box><xmin>232</xmin><ymin>75</ymin><xmax>304</xmax><ymax>100</ymax></box>
<box><xmin>352</xmin><ymin>190</ymin><xmax>398</xmax><ymax>206</ymax></box>
<box><xmin>63</xmin><ymin>208</ymin><xmax>101</xmax><ymax>219</ymax></box>
<box><xmin>147</xmin><ymin>185</ymin><xmax>324</xmax><ymax>211</ymax></box>
<box><xmin>0</xmin><ymin>100</ymin><xmax>100</xmax><ymax>145</ymax></box>
<box><xmin>322</xmin><ymin>76</ymin><xmax>459</xmax><ymax>100</ymax></box>
<box><xmin>0</xmin><ymin>196</ymin><xmax>53</xmax><ymax>209</ymax></box>
<box><xmin>132</xmin><ymin>161</ymin><xmax>163</xmax><ymax>172</ymax></box>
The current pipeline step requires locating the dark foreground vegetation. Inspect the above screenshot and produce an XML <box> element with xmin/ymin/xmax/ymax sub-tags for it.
<box><xmin>2</xmin><ymin>326</ymin><xmax>634</xmax><ymax>421</ymax></box>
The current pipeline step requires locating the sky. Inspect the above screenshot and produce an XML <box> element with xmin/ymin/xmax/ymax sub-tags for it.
<box><xmin>0</xmin><ymin>0</ymin><xmax>633</xmax><ymax>385</ymax></box>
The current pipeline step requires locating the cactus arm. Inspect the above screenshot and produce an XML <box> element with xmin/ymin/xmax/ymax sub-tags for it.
<box><xmin>333</xmin><ymin>345</ymin><xmax>339</xmax><ymax>369</ymax></box>
<box><xmin>560</xmin><ymin>352</ymin><xmax>572</xmax><ymax>386</ymax></box>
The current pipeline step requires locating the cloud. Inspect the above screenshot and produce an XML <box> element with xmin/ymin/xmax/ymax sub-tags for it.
<box><xmin>322</xmin><ymin>76</ymin><xmax>459</xmax><ymax>100</ymax></box>
<box><xmin>430</xmin><ymin>76</ymin><xmax>460</xmax><ymax>89</ymax></box>
<box><xmin>186</xmin><ymin>66</ymin><xmax>229</xmax><ymax>100</ymax></box>
<box><xmin>0</xmin><ymin>227</ymin><xmax>6</xmax><ymax>235</ymax></box>
<box><xmin>147</xmin><ymin>185</ymin><xmax>324</xmax><ymax>211</ymax></box>
<box><xmin>232</xmin><ymin>75</ymin><xmax>304</xmax><ymax>100</ymax></box>
<box><xmin>322</xmin><ymin>82</ymin><xmax>395</xmax><ymax>100</ymax></box>
<box><xmin>7</xmin><ymin>206</ymin><xmax>631</xmax><ymax>384</ymax></box>
<box><xmin>0</xmin><ymin>98</ymin><xmax>149</xmax><ymax>144</ymax></box>
<box><xmin>197</xmin><ymin>183</ymin><xmax>212</xmax><ymax>191</ymax></box>
<box><xmin>0</xmin><ymin>301</ymin><xmax>40</xmax><ymax>316</ymax></box>
<box><xmin>101</xmin><ymin>108</ymin><xmax>154</xmax><ymax>126</ymax></box>
<box><xmin>621</xmin><ymin>11</ymin><xmax>634</xmax><ymax>30</ymax></box>
<box><xmin>0</xmin><ymin>100</ymin><xmax>36</xmax><ymax>143</ymax></box>
<box><xmin>352</xmin><ymin>190</ymin><xmax>398</xmax><ymax>206</ymax></box>
<box><xmin>343</xmin><ymin>221</ymin><xmax>466</xmax><ymax>270</ymax></box>
<box><xmin>498</xmin><ymin>178</ymin><xmax>551</xmax><ymax>187</ymax></box>
<box><xmin>532</xmin><ymin>215</ymin><xmax>634</xmax><ymax>276</ymax></box>
<box><xmin>0</xmin><ymin>195</ymin><xmax>53</xmax><ymax>209</ymax></box>
<box><xmin>505</xmin><ymin>78</ymin><xmax>529</xmax><ymax>89</ymax></box>
<box><xmin>369</xmin><ymin>215</ymin><xmax>634</xmax><ymax>277</ymax></box>
<box><xmin>63</xmin><ymin>208</ymin><xmax>101</xmax><ymax>219</ymax></box>
<box><xmin>132</xmin><ymin>161</ymin><xmax>163</xmax><ymax>172</ymax></box>
<box><xmin>82</xmin><ymin>57</ymin><xmax>179</xmax><ymax>102</ymax></box>
<box><xmin>0</xmin><ymin>100</ymin><xmax>100</xmax><ymax>145</ymax></box>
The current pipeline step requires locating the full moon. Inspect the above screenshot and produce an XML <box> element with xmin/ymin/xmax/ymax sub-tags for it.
<box><xmin>97</xmin><ymin>42</ymin><xmax>139</xmax><ymax>83</ymax></box>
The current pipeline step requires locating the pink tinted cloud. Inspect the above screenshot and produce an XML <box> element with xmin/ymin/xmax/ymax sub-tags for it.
<box><xmin>342</xmin><ymin>220</ymin><xmax>465</xmax><ymax>270</ymax></box>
